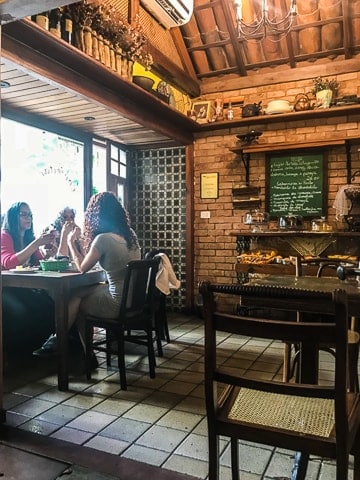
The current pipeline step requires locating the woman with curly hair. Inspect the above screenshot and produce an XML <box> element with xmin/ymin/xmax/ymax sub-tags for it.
<box><xmin>33</xmin><ymin>192</ymin><xmax>141</xmax><ymax>358</ymax></box>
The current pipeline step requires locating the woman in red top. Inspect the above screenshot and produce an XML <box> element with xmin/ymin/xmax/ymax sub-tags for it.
<box><xmin>1</xmin><ymin>202</ymin><xmax>56</xmax><ymax>269</ymax></box>
<box><xmin>1</xmin><ymin>202</ymin><xmax>56</xmax><ymax>360</ymax></box>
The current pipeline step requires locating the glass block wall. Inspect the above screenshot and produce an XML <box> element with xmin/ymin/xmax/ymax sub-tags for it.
<box><xmin>128</xmin><ymin>147</ymin><xmax>186</xmax><ymax>311</ymax></box>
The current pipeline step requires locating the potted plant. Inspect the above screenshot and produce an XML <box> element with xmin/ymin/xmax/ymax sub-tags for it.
<box><xmin>311</xmin><ymin>76</ymin><xmax>339</xmax><ymax>108</ymax></box>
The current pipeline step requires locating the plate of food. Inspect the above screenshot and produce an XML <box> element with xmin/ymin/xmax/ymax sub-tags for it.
<box><xmin>9</xmin><ymin>267</ymin><xmax>39</xmax><ymax>274</ymax></box>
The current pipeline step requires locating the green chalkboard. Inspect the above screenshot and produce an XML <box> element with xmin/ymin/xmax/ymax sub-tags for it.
<box><xmin>265</xmin><ymin>152</ymin><xmax>326</xmax><ymax>218</ymax></box>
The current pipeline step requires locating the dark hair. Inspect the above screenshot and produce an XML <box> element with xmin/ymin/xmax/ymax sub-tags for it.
<box><xmin>82</xmin><ymin>192</ymin><xmax>139</xmax><ymax>253</ymax></box>
<box><xmin>2</xmin><ymin>202</ymin><xmax>37</xmax><ymax>264</ymax></box>
<box><xmin>52</xmin><ymin>206</ymin><xmax>76</xmax><ymax>232</ymax></box>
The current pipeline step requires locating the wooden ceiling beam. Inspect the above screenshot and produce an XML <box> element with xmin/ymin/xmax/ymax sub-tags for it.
<box><xmin>220</xmin><ymin>0</ymin><xmax>247</xmax><ymax>76</ymax></box>
<box><xmin>170</xmin><ymin>27</ymin><xmax>198</xmax><ymax>80</ymax></box>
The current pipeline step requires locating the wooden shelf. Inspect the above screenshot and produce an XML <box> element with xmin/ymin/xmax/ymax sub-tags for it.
<box><xmin>196</xmin><ymin>104</ymin><xmax>360</xmax><ymax>132</ymax></box>
<box><xmin>231</xmin><ymin>139</ymin><xmax>347</xmax><ymax>154</ymax></box>
<box><xmin>232</xmin><ymin>186</ymin><xmax>260</xmax><ymax>209</ymax></box>
<box><xmin>230</xmin><ymin>230</ymin><xmax>360</xmax><ymax>237</ymax></box>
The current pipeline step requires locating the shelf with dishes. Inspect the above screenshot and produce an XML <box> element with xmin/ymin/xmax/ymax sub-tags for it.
<box><xmin>235</xmin><ymin>250</ymin><xmax>358</xmax><ymax>277</ymax></box>
<box><xmin>197</xmin><ymin>104</ymin><xmax>360</xmax><ymax>132</ymax></box>
<box><xmin>232</xmin><ymin>231</ymin><xmax>360</xmax><ymax>271</ymax></box>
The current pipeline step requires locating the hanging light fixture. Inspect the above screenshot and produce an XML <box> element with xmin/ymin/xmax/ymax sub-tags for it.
<box><xmin>234</xmin><ymin>0</ymin><xmax>297</xmax><ymax>41</ymax></box>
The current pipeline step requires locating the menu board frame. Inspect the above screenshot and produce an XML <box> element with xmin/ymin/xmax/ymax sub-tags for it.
<box><xmin>265</xmin><ymin>150</ymin><xmax>327</xmax><ymax>219</ymax></box>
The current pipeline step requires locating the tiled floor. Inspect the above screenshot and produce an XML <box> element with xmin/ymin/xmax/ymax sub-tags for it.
<box><xmin>2</xmin><ymin>311</ymin><xmax>355</xmax><ymax>479</ymax></box>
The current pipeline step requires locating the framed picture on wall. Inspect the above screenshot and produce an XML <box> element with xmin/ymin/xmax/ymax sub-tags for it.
<box><xmin>201</xmin><ymin>172</ymin><xmax>219</xmax><ymax>199</ymax></box>
<box><xmin>191</xmin><ymin>100</ymin><xmax>215</xmax><ymax>124</ymax></box>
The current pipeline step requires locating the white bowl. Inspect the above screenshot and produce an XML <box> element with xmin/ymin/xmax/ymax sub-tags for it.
<box><xmin>265</xmin><ymin>100</ymin><xmax>292</xmax><ymax>115</ymax></box>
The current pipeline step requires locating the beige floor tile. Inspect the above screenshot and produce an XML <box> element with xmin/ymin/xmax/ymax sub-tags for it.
<box><xmin>84</xmin><ymin>435</ymin><xmax>130</xmax><ymax>455</ymax></box>
<box><xmin>122</xmin><ymin>403</ymin><xmax>168</xmax><ymax>423</ymax></box>
<box><xmin>122</xmin><ymin>443</ymin><xmax>170</xmax><ymax>466</ymax></box>
<box><xmin>135</xmin><ymin>424</ymin><xmax>188</xmax><ymax>452</ymax></box>
<box><xmin>63</xmin><ymin>393</ymin><xmax>105</xmax><ymax>410</ymax></box>
<box><xmin>7</xmin><ymin>413</ymin><xmax>34</xmax><ymax>429</ymax></box>
<box><xmin>192</xmin><ymin>417</ymin><xmax>207</xmax><ymax>436</ymax></box>
<box><xmin>159</xmin><ymin>379</ymin><xmax>197</xmax><ymax>395</ymax></box>
<box><xmin>50</xmin><ymin>426</ymin><xmax>94</xmax><ymax>444</ymax></box>
<box><xmin>162</xmin><ymin>453</ymin><xmax>208</xmax><ymax>479</ymax></box>
<box><xmin>173</xmin><ymin>370</ymin><xmax>204</xmax><ymax>384</ymax></box>
<box><xmin>36</xmin><ymin>387</ymin><xmax>75</xmax><ymax>403</ymax></box>
<box><xmin>157</xmin><ymin>409</ymin><xmax>203</xmax><ymax>432</ymax></box>
<box><xmin>221</xmin><ymin>442</ymin><xmax>273</xmax><ymax>475</ymax></box>
<box><xmin>93</xmin><ymin>398</ymin><xmax>135</xmax><ymax>416</ymax></box>
<box><xmin>142</xmin><ymin>390</ymin><xmax>182</xmax><ymax>408</ymax></box>
<box><xmin>83</xmin><ymin>381</ymin><xmax>121</xmax><ymax>397</ymax></box>
<box><xmin>174</xmin><ymin>396</ymin><xmax>206</xmax><ymax>415</ymax></box>
<box><xmin>13</xmin><ymin>382</ymin><xmax>53</xmax><ymax>397</ymax></box>
<box><xmin>100</xmin><ymin>417</ymin><xmax>151</xmax><ymax>442</ymax></box>
<box><xmin>66</xmin><ymin>410</ymin><xmax>118</xmax><ymax>433</ymax></box>
<box><xmin>19</xmin><ymin>418</ymin><xmax>60</xmax><ymax>436</ymax></box>
<box><xmin>112</xmin><ymin>385</ymin><xmax>153</xmax><ymax>402</ymax></box>
<box><xmin>36</xmin><ymin>404</ymin><xmax>86</xmax><ymax>426</ymax></box>
<box><xmin>3</xmin><ymin>392</ymin><xmax>33</xmax><ymax>410</ymax></box>
<box><xmin>10</xmin><ymin>398</ymin><xmax>55</xmax><ymax>418</ymax></box>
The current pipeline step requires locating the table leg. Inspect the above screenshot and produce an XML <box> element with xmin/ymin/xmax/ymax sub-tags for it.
<box><xmin>291</xmin><ymin>341</ymin><xmax>318</xmax><ymax>479</ymax></box>
<box><xmin>291</xmin><ymin>452</ymin><xmax>309</xmax><ymax>480</ymax></box>
<box><xmin>53</xmin><ymin>285</ymin><xmax>69</xmax><ymax>391</ymax></box>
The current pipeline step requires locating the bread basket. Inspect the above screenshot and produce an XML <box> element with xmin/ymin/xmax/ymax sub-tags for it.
<box><xmin>40</xmin><ymin>259</ymin><xmax>69</xmax><ymax>272</ymax></box>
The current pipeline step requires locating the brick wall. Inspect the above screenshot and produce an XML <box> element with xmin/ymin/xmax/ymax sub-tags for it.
<box><xmin>193</xmin><ymin>73</ymin><xmax>360</xmax><ymax>294</ymax></box>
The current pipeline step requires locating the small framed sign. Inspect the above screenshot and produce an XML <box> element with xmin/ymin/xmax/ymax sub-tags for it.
<box><xmin>201</xmin><ymin>172</ymin><xmax>219</xmax><ymax>199</ymax></box>
<box><xmin>191</xmin><ymin>100</ymin><xmax>215</xmax><ymax>124</ymax></box>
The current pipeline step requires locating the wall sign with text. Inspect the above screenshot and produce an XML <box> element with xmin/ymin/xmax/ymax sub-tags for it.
<box><xmin>201</xmin><ymin>172</ymin><xmax>219</xmax><ymax>199</ymax></box>
<box><xmin>265</xmin><ymin>152</ymin><xmax>327</xmax><ymax>218</ymax></box>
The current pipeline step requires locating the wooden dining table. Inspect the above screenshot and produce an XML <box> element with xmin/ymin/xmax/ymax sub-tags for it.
<box><xmin>243</xmin><ymin>274</ymin><xmax>360</xmax><ymax>316</ymax></box>
<box><xmin>242</xmin><ymin>273</ymin><xmax>360</xmax><ymax>480</ymax></box>
<box><xmin>2</xmin><ymin>268</ymin><xmax>106</xmax><ymax>391</ymax></box>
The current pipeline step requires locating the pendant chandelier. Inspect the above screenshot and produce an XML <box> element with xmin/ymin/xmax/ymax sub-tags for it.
<box><xmin>234</xmin><ymin>0</ymin><xmax>297</xmax><ymax>41</ymax></box>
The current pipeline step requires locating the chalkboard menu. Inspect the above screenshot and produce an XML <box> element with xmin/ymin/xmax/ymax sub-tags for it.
<box><xmin>265</xmin><ymin>152</ymin><xmax>326</xmax><ymax>218</ymax></box>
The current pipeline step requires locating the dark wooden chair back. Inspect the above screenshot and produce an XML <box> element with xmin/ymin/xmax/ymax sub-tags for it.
<box><xmin>200</xmin><ymin>281</ymin><xmax>360</xmax><ymax>480</ymax></box>
<box><xmin>143</xmin><ymin>249</ymin><xmax>174</xmax><ymax>343</ymax></box>
<box><xmin>120</xmin><ymin>258</ymin><xmax>159</xmax><ymax>326</ymax></box>
<box><xmin>85</xmin><ymin>258</ymin><xmax>160</xmax><ymax>390</ymax></box>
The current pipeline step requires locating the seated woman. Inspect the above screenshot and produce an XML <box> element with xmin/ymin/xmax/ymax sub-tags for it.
<box><xmin>1</xmin><ymin>202</ymin><xmax>57</xmax><ymax>355</ymax></box>
<box><xmin>48</xmin><ymin>207</ymin><xmax>76</xmax><ymax>249</ymax></box>
<box><xmin>33</xmin><ymin>192</ymin><xmax>141</xmax><ymax>359</ymax></box>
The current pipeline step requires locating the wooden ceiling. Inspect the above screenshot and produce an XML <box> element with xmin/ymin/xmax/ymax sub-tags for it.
<box><xmin>1</xmin><ymin>0</ymin><xmax>360</xmax><ymax>148</ymax></box>
<box><xmin>180</xmin><ymin>0</ymin><xmax>360</xmax><ymax>83</ymax></box>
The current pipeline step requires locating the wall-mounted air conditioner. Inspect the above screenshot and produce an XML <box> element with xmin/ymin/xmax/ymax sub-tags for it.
<box><xmin>141</xmin><ymin>0</ymin><xmax>193</xmax><ymax>29</ymax></box>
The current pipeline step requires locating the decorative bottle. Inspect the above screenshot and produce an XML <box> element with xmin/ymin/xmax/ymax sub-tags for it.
<box><xmin>227</xmin><ymin>102</ymin><xmax>234</xmax><ymax>120</ymax></box>
<box><xmin>49</xmin><ymin>8</ymin><xmax>61</xmax><ymax>38</ymax></box>
<box><xmin>34</xmin><ymin>11</ymin><xmax>49</xmax><ymax>30</ymax></box>
<box><xmin>60</xmin><ymin>6</ymin><xmax>73</xmax><ymax>44</ymax></box>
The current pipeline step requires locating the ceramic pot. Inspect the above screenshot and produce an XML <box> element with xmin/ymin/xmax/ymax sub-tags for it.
<box><xmin>316</xmin><ymin>89</ymin><xmax>332</xmax><ymax>108</ymax></box>
<box><xmin>241</xmin><ymin>102</ymin><xmax>262</xmax><ymax>117</ymax></box>
<box><xmin>264</xmin><ymin>100</ymin><xmax>292</xmax><ymax>115</ymax></box>
<box><xmin>294</xmin><ymin>93</ymin><xmax>311</xmax><ymax>111</ymax></box>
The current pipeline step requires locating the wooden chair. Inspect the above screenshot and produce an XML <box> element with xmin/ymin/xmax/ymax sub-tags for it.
<box><xmin>200</xmin><ymin>281</ymin><xmax>360</xmax><ymax>480</ymax></box>
<box><xmin>84</xmin><ymin>258</ymin><xmax>161</xmax><ymax>390</ymax></box>
<box><xmin>284</xmin><ymin>257</ymin><xmax>360</xmax><ymax>392</ymax></box>
<box><xmin>144</xmin><ymin>249</ymin><xmax>175</xmax><ymax>343</ymax></box>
